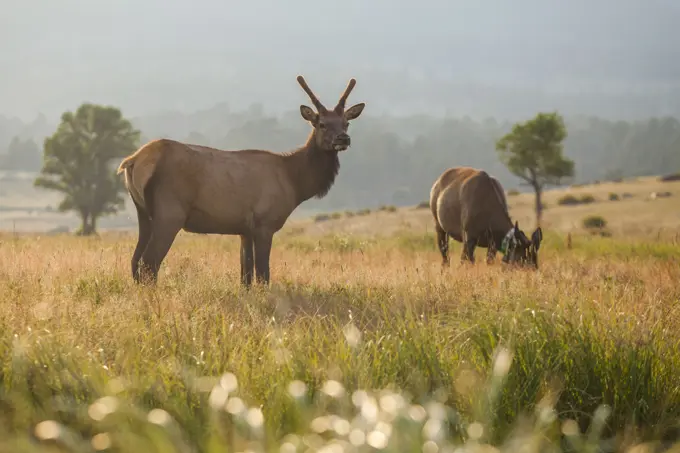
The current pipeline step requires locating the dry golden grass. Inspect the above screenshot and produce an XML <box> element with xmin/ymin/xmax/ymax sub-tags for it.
<box><xmin>0</xmin><ymin>195</ymin><xmax>679</xmax><ymax>451</ymax></box>
<box><xmin>293</xmin><ymin>177</ymin><xmax>680</xmax><ymax>239</ymax></box>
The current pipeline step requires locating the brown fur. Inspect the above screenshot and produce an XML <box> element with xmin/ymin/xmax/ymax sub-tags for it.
<box><xmin>117</xmin><ymin>76</ymin><xmax>365</xmax><ymax>286</ymax></box>
<box><xmin>429</xmin><ymin>166</ymin><xmax>543</xmax><ymax>267</ymax></box>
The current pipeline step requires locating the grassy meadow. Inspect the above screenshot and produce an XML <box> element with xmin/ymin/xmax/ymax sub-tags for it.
<box><xmin>0</xmin><ymin>176</ymin><xmax>679</xmax><ymax>453</ymax></box>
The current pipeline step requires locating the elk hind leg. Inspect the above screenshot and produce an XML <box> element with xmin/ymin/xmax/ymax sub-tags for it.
<box><xmin>435</xmin><ymin>223</ymin><xmax>449</xmax><ymax>267</ymax></box>
<box><xmin>138</xmin><ymin>214</ymin><xmax>183</xmax><ymax>285</ymax></box>
<box><xmin>254</xmin><ymin>230</ymin><xmax>274</xmax><ymax>285</ymax></box>
<box><xmin>461</xmin><ymin>232</ymin><xmax>477</xmax><ymax>264</ymax></box>
<box><xmin>131</xmin><ymin>200</ymin><xmax>152</xmax><ymax>283</ymax></box>
<box><xmin>240</xmin><ymin>234</ymin><xmax>254</xmax><ymax>287</ymax></box>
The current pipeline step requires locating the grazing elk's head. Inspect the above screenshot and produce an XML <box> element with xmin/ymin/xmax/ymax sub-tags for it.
<box><xmin>297</xmin><ymin>76</ymin><xmax>365</xmax><ymax>152</ymax></box>
<box><xmin>501</xmin><ymin>221</ymin><xmax>543</xmax><ymax>269</ymax></box>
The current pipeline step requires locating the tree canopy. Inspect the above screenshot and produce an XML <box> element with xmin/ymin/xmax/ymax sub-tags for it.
<box><xmin>496</xmin><ymin>112</ymin><xmax>575</xmax><ymax>225</ymax></box>
<box><xmin>34</xmin><ymin>104</ymin><xmax>140</xmax><ymax>235</ymax></box>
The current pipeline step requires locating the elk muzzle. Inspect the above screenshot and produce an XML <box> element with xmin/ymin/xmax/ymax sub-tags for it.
<box><xmin>332</xmin><ymin>133</ymin><xmax>351</xmax><ymax>151</ymax></box>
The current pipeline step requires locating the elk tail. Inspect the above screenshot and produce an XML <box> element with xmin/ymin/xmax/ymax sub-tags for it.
<box><xmin>117</xmin><ymin>155</ymin><xmax>136</xmax><ymax>175</ymax></box>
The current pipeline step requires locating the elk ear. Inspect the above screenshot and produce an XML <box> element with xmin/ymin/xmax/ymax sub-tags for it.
<box><xmin>344</xmin><ymin>103</ymin><xmax>365</xmax><ymax>121</ymax></box>
<box><xmin>532</xmin><ymin>227</ymin><xmax>543</xmax><ymax>250</ymax></box>
<box><xmin>300</xmin><ymin>105</ymin><xmax>318</xmax><ymax>123</ymax></box>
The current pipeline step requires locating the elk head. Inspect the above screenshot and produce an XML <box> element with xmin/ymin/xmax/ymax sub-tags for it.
<box><xmin>501</xmin><ymin>221</ymin><xmax>543</xmax><ymax>269</ymax></box>
<box><xmin>297</xmin><ymin>76</ymin><xmax>365</xmax><ymax>152</ymax></box>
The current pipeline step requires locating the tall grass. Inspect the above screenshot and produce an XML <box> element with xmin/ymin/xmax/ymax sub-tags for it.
<box><xmin>0</xmin><ymin>230</ymin><xmax>679</xmax><ymax>452</ymax></box>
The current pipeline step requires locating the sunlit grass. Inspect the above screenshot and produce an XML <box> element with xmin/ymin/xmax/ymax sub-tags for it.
<box><xmin>0</xmin><ymin>230</ymin><xmax>679</xmax><ymax>452</ymax></box>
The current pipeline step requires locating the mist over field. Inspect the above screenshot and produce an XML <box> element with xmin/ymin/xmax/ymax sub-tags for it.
<box><xmin>1</xmin><ymin>0</ymin><xmax>679</xmax><ymax>231</ymax></box>
<box><xmin>3</xmin><ymin>0</ymin><xmax>680</xmax><ymax>120</ymax></box>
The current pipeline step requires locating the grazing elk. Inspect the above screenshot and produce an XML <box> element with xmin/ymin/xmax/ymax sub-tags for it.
<box><xmin>429</xmin><ymin>166</ymin><xmax>543</xmax><ymax>268</ymax></box>
<box><xmin>117</xmin><ymin>76</ymin><xmax>365</xmax><ymax>286</ymax></box>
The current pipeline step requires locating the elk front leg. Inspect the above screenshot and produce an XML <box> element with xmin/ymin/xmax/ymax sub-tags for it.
<box><xmin>435</xmin><ymin>224</ymin><xmax>449</xmax><ymax>267</ymax></box>
<box><xmin>240</xmin><ymin>234</ymin><xmax>254</xmax><ymax>287</ymax></box>
<box><xmin>254</xmin><ymin>230</ymin><xmax>274</xmax><ymax>285</ymax></box>
<box><xmin>486</xmin><ymin>247</ymin><xmax>497</xmax><ymax>265</ymax></box>
<box><xmin>485</xmin><ymin>229</ymin><xmax>497</xmax><ymax>265</ymax></box>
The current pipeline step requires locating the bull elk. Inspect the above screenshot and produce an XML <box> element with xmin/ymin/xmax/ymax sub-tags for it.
<box><xmin>117</xmin><ymin>75</ymin><xmax>365</xmax><ymax>286</ymax></box>
<box><xmin>429</xmin><ymin>166</ymin><xmax>543</xmax><ymax>268</ymax></box>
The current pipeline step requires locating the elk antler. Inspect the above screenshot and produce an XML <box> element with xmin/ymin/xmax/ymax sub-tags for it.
<box><xmin>334</xmin><ymin>78</ymin><xmax>356</xmax><ymax>112</ymax></box>
<box><xmin>297</xmin><ymin>76</ymin><xmax>327</xmax><ymax>112</ymax></box>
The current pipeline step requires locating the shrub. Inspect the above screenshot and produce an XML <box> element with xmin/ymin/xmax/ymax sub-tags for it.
<box><xmin>507</xmin><ymin>189</ymin><xmax>520</xmax><ymax>196</ymax></box>
<box><xmin>579</xmin><ymin>194</ymin><xmax>596</xmax><ymax>204</ymax></box>
<box><xmin>314</xmin><ymin>213</ymin><xmax>330</xmax><ymax>222</ymax></box>
<box><xmin>557</xmin><ymin>194</ymin><xmax>596</xmax><ymax>206</ymax></box>
<box><xmin>557</xmin><ymin>194</ymin><xmax>580</xmax><ymax>206</ymax></box>
<box><xmin>608</xmin><ymin>193</ymin><xmax>620</xmax><ymax>201</ymax></box>
<box><xmin>356</xmin><ymin>208</ymin><xmax>371</xmax><ymax>216</ymax></box>
<box><xmin>415</xmin><ymin>201</ymin><xmax>429</xmax><ymax>209</ymax></box>
<box><xmin>583</xmin><ymin>215</ymin><xmax>607</xmax><ymax>229</ymax></box>
<box><xmin>378</xmin><ymin>205</ymin><xmax>397</xmax><ymax>213</ymax></box>
<box><xmin>344</xmin><ymin>210</ymin><xmax>355</xmax><ymax>218</ymax></box>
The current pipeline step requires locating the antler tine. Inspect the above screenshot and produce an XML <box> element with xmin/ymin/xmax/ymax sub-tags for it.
<box><xmin>297</xmin><ymin>75</ymin><xmax>327</xmax><ymax>112</ymax></box>
<box><xmin>334</xmin><ymin>78</ymin><xmax>356</xmax><ymax>112</ymax></box>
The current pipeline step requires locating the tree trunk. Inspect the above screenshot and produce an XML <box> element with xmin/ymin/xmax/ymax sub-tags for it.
<box><xmin>78</xmin><ymin>212</ymin><xmax>96</xmax><ymax>236</ymax></box>
<box><xmin>533</xmin><ymin>186</ymin><xmax>543</xmax><ymax>227</ymax></box>
<box><xmin>90</xmin><ymin>215</ymin><xmax>98</xmax><ymax>235</ymax></box>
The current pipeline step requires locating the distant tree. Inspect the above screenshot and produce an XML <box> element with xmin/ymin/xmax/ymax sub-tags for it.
<box><xmin>496</xmin><ymin>112</ymin><xmax>574</xmax><ymax>226</ymax></box>
<box><xmin>0</xmin><ymin>136</ymin><xmax>42</xmax><ymax>171</ymax></box>
<box><xmin>34</xmin><ymin>104</ymin><xmax>140</xmax><ymax>235</ymax></box>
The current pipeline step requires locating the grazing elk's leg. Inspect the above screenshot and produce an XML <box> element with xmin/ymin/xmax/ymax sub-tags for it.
<box><xmin>131</xmin><ymin>201</ymin><xmax>153</xmax><ymax>283</ymax></box>
<box><xmin>138</xmin><ymin>214</ymin><xmax>183</xmax><ymax>285</ymax></box>
<box><xmin>486</xmin><ymin>247</ymin><xmax>497</xmax><ymax>265</ymax></box>
<box><xmin>460</xmin><ymin>233</ymin><xmax>477</xmax><ymax>264</ymax></box>
<box><xmin>486</xmin><ymin>231</ymin><xmax>497</xmax><ymax>265</ymax></box>
<box><xmin>240</xmin><ymin>234</ymin><xmax>254</xmax><ymax>287</ymax></box>
<box><xmin>254</xmin><ymin>230</ymin><xmax>274</xmax><ymax>285</ymax></box>
<box><xmin>435</xmin><ymin>224</ymin><xmax>449</xmax><ymax>266</ymax></box>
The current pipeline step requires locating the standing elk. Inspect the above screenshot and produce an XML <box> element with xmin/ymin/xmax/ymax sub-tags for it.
<box><xmin>429</xmin><ymin>166</ymin><xmax>543</xmax><ymax>268</ymax></box>
<box><xmin>117</xmin><ymin>75</ymin><xmax>365</xmax><ymax>286</ymax></box>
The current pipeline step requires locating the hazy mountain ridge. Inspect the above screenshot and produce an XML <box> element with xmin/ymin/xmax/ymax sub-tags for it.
<box><xmin>2</xmin><ymin>105</ymin><xmax>678</xmax><ymax>215</ymax></box>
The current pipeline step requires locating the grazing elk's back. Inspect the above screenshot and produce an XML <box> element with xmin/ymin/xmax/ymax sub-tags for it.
<box><xmin>430</xmin><ymin>167</ymin><xmax>511</xmax><ymax>244</ymax></box>
<box><xmin>430</xmin><ymin>166</ymin><xmax>543</xmax><ymax>267</ymax></box>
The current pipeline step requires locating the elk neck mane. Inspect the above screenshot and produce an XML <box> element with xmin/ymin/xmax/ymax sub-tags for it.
<box><xmin>282</xmin><ymin>129</ymin><xmax>340</xmax><ymax>204</ymax></box>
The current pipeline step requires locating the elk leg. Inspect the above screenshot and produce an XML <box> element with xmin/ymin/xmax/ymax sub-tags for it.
<box><xmin>486</xmin><ymin>247</ymin><xmax>497</xmax><ymax>265</ymax></box>
<box><xmin>435</xmin><ymin>224</ymin><xmax>449</xmax><ymax>266</ymax></box>
<box><xmin>485</xmin><ymin>228</ymin><xmax>497</xmax><ymax>265</ymax></box>
<box><xmin>131</xmin><ymin>201</ymin><xmax>153</xmax><ymax>283</ymax></box>
<box><xmin>240</xmin><ymin>234</ymin><xmax>254</xmax><ymax>287</ymax></box>
<box><xmin>138</xmin><ymin>217</ymin><xmax>182</xmax><ymax>285</ymax></box>
<box><xmin>254</xmin><ymin>231</ymin><xmax>274</xmax><ymax>285</ymax></box>
<box><xmin>461</xmin><ymin>234</ymin><xmax>476</xmax><ymax>264</ymax></box>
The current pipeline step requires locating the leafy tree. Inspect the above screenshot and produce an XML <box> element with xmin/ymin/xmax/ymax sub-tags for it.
<box><xmin>496</xmin><ymin>112</ymin><xmax>574</xmax><ymax>226</ymax></box>
<box><xmin>0</xmin><ymin>136</ymin><xmax>42</xmax><ymax>171</ymax></box>
<box><xmin>34</xmin><ymin>104</ymin><xmax>140</xmax><ymax>235</ymax></box>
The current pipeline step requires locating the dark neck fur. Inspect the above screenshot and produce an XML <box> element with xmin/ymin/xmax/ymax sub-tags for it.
<box><xmin>284</xmin><ymin>131</ymin><xmax>340</xmax><ymax>205</ymax></box>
